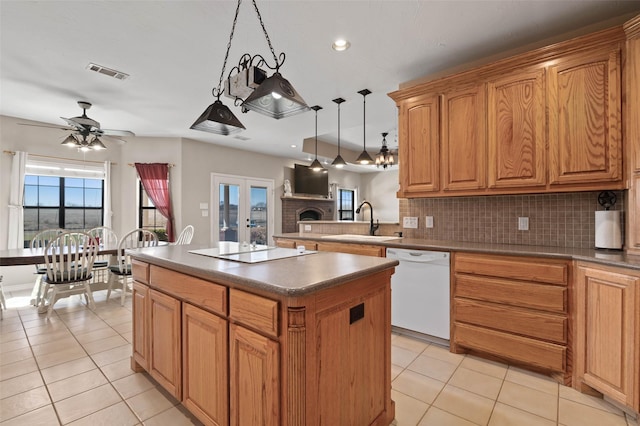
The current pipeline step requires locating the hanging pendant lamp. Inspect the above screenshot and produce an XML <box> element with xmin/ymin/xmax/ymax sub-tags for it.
<box><xmin>309</xmin><ymin>105</ymin><xmax>324</xmax><ymax>172</ymax></box>
<box><xmin>331</xmin><ymin>97</ymin><xmax>347</xmax><ymax>168</ymax></box>
<box><xmin>355</xmin><ymin>89</ymin><xmax>374</xmax><ymax>165</ymax></box>
<box><xmin>242</xmin><ymin>72</ymin><xmax>309</xmax><ymax>119</ymax></box>
<box><xmin>190</xmin><ymin>0</ymin><xmax>245</xmax><ymax>135</ymax></box>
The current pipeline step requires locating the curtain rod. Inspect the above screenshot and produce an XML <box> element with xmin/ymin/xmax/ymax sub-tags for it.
<box><xmin>128</xmin><ymin>163</ymin><xmax>175</xmax><ymax>168</ymax></box>
<box><xmin>3</xmin><ymin>150</ymin><xmax>117</xmax><ymax>165</ymax></box>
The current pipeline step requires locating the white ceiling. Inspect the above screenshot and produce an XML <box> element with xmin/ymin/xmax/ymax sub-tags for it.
<box><xmin>1</xmin><ymin>1</ymin><xmax>639</xmax><ymax>171</ymax></box>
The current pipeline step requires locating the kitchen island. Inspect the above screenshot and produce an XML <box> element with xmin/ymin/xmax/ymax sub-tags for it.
<box><xmin>127</xmin><ymin>244</ymin><xmax>398</xmax><ymax>426</ymax></box>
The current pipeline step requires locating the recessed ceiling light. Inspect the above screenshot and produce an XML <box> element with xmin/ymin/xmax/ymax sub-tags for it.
<box><xmin>290</xmin><ymin>144</ymin><xmax>297</xmax><ymax>148</ymax></box>
<box><xmin>332</xmin><ymin>39</ymin><xmax>350</xmax><ymax>52</ymax></box>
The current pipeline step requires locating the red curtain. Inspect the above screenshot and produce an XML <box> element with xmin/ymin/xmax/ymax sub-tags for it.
<box><xmin>135</xmin><ymin>163</ymin><xmax>175</xmax><ymax>241</ymax></box>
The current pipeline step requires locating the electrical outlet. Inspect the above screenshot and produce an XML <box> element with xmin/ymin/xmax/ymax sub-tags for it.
<box><xmin>304</xmin><ymin>224</ymin><xmax>312</xmax><ymax>232</ymax></box>
<box><xmin>425</xmin><ymin>216</ymin><xmax>434</xmax><ymax>228</ymax></box>
<box><xmin>403</xmin><ymin>217</ymin><xmax>418</xmax><ymax>229</ymax></box>
<box><xmin>518</xmin><ymin>217</ymin><xmax>529</xmax><ymax>231</ymax></box>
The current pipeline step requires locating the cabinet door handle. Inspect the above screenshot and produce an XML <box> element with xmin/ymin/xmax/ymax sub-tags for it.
<box><xmin>350</xmin><ymin>303</ymin><xmax>365</xmax><ymax>324</ymax></box>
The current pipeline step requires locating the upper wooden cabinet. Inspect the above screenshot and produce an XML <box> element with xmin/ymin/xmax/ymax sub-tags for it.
<box><xmin>398</xmin><ymin>93</ymin><xmax>440</xmax><ymax>194</ymax></box>
<box><xmin>487</xmin><ymin>68</ymin><xmax>546</xmax><ymax>189</ymax></box>
<box><xmin>625</xmin><ymin>15</ymin><xmax>640</xmax><ymax>255</ymax></box>
<box><xmin>390</xmin><ymin>25</ymin><xmax>628</xmax><ymax>198</ymax></box>
<box><xmin>548</xmin><ymin>46</ymin><xmax>622</xmax><ymax>185</ymax></box>
<box><xmin>442</xmin><ymin>85</ymin><xmax>486</xmax><ymax>191</ymax></box>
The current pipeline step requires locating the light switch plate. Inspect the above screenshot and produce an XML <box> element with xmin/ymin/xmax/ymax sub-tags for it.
<box><xmin>403</xmin><ymin>217</ymin><xmax>418</xmax><ymax>229</ymax></box>
<box><xmin>425</xmin><ymin>216</ymin><xmax>434</xmax><ymax>228</ymax></box>
<box><xmin>201</xmin><ymin>210</ymin><xmax>209</xmax><ymax>217</ymax></box>
<box><xmin>199</xmin><ymin>203</ymin><xmax>208</xmax><ymax>210</ymax></box>
<box><xmin>304</xmin><ymin>224</ymin><xmax>312</xmax><ymax>231</ymax></box>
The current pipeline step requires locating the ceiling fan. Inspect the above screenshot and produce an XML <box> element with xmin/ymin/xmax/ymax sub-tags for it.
<box><xmin>18</xmin><ymin>101</ymin><xmax>135</xmax><ymax>151</ymax></box>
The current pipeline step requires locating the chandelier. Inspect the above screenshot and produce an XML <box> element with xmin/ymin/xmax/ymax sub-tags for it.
<box><xmin>191</xmin><ymin>0</ymin><xmax>309</xmax><ymax>135</ymax></box>
<box><xmin>375</xmin><ymin>132</ymin><xmax>395</xmax><ymax>169</ymax></box>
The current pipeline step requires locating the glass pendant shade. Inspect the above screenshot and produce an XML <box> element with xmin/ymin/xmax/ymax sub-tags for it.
<box><xmin>190</xmin><ymin>100</ymin><xmax>246</xmax><ymax>135</ymax></box>
<box><xmin>88</xmin><ymin>137</ymin><xmax>107</xmax><ymax>150</ymax></box>
<box><xmin>61</xmin><ymin>134</ymin><xmax>80</xmax><ymax>147</ymax></box>
<box><xmin>242</xmin><ymin>73</ymin><xmax>309</xmax><ymax>119</ymax></box>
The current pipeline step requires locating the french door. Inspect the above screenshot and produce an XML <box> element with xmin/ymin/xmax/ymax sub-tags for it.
<box><xmin>211</xmin><ymin>174</ymin><xmax>274</xmax><ymax>246</ymax></box>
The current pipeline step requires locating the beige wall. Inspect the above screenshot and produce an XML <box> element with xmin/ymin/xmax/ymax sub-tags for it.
<box><xmin>360</xmin><ymin>169</ymin><xmax>400</xmax><ymax>223</ymax></box>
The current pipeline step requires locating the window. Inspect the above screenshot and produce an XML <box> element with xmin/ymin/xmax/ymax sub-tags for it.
<box><xmin>23</xmin><ymin>175</ymin><xmax>104</xmax><ymax>247</ymax></box>
<box><xmin>138</xmin><ymin>182</ymin><xmax>168</xmax><ymax>241</ymax></box>
<box><xmin>338</xmin><ymin>188</ymin><xmax>355</xmax><ymax>220</ymax></box>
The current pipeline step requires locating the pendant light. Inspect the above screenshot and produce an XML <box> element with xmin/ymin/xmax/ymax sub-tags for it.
<box><xmin>375</xmin><ymin>132</ymin><xmax>395</xmax><ymax>169</ymax></box>
<box><xmin>190</xmin><ymin>0</ymin><xmax>246</xmax><ymax>135</ymax></box>
<box><xmin>356</xmin><ymin>89</ymin><xmax>374</xmax><ymax>165</ymax></box>
<box><xmin>309</xmin><ymin>105</ymin><xmax>324</xmax><ymax>172</ymax></box>
<box><xmin>331</xmin><ymin>98</ymin><xmax>347</xmax><ymax>168</ymax></box>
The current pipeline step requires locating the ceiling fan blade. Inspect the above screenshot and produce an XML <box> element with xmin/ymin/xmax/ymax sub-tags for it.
<box><xmin>101</xmin><ymin>129</ymin><xmax>135</xmax><ymax>137</ymax></box>
<box><xmin>102</xmin><ymin>135</ymin><xmax>127</xmax><ymax>145</ymax></box>
<box><xmin>17</xmin><ymin>122</ymin><xmax>74</xmax><ymax>131</ymax></box>
<box><xmin>61</xmin><ymin>116</ymin><xmax>85</xmax><ymax>131</ymax></box>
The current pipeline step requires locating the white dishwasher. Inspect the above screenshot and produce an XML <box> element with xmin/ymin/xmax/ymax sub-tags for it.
<box><xmin>386</xmin><ymin>248</ymin><xmax>450</xmax><ymax>340</ymax></box>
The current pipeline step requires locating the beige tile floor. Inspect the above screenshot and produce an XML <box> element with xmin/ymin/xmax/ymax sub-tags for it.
<box><xmin>1</xmin><ymin>287</ymin><xmax>639</xmax><ymax>425</ymax></box>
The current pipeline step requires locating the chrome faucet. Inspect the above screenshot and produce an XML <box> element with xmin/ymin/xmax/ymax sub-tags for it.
<box><xmin>356</xmin><ymin>200</ymin><xmax>380</xmax><ymax>236</ymax></box>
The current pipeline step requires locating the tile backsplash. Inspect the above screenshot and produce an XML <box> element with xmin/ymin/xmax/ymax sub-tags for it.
<box><xmin>399</xmin><ymin>191</ymin><xmax>626</xmax><ymax>249</ymax></box>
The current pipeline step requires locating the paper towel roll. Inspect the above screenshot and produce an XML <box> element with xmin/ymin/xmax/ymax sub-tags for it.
<box><xmin>595</xmin><ymin>210</ymin><xmax>622</xmax><ymax>249</ymax></box>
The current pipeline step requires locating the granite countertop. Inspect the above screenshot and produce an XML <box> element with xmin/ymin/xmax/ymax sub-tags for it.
<box><xmin>274</xmin><ymin>233</ymin><xmax>640</xmax><ymax>271</ymax></box>
<box><xmin>127</xmin><ymin>244</ymin><xmax>398</xmax><ymax>296</ymax></box>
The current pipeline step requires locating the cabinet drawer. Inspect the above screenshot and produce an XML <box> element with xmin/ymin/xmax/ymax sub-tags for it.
<box><xmin>150</xmin><ymin>266</ymin><xmax>227</xmax><ymax>316</ymax></box>
<box><xmin>230</xmin><ymin>289</ymin><xmax>279</xmax><ymax>338</ymax></box>
<box><xmin>294</xmin><ymin>240</ymin><xmax>317</xmax><ymax>251</ymax></box>
<box><xmin>275</xmin><ymin>239</ymin><xmax>296</xmax><ymax>249</ymax></box>
<box><xmin>316</xmin><ymin>242</ymin><xmax>385</xmax><ymax>257</ymax></box>
<box><xmin>455</xmin><ymin>274</ymin><xmax>567</xmax><ymax>313</ymax></box>
<box><xmin>132</xmin><ymin>259</ymin><xmax>150</xmax><ymax>284</ymax></box>
<box><xmin>455</xmin><ymin>298</ymin><xmax>566</xmax><ymax>344</ymax></box>
<box><xmin>454</xmin><ymin>323</ymin><xmax>566</xmax><ymax>372</ymax></box>
<box><xmin>455</xmin><ymin>253</ymin><xmax>568</xmax><ymax>285</ymax></box>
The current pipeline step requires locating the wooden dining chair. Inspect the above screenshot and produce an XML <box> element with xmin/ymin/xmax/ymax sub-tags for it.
<box><xmin>87</xmin><ymin>226</ymin><xmax>118</xmax><ymax>284</ymax></box>
<box><xmin>174</xmin><ymin>225</ymin><xmax>194</xmax><ymax>245</ymax></box>
<box><xmin>30</xmin><ymin>228</ymin><xmax>65</xmax><ymax>308</ymax></box>
<box><xmin>41</xmin><ymin>231</ymin><xmax>98</xmax><ymax>319</ymax></box>
<box><xmin>107</xmin><ymin>228</ymin><xmax>158</xmax><ymax>306</ymax></box>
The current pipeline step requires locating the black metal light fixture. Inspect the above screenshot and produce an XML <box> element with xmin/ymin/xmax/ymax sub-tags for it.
<box><xmin>375</xmin><ymin>132</ymin><xmax>395</xmax><ymax>169</ymax></box>
<box><xmin>61</xmin><ymin>134</ymin><xmax>80</xmax><ymax>148</ymax></box>
<box><xmin>309</xmin><ymin>105</ymin><xmax>324</xmax><ymax>172</ymax></box>
<box><xmin>88</xmin><ymin>137</ymin><xmax>106</xmax><ymax>151</ymax></box>
<box><xmin>356</xmin><ymin>89</ymin><xmax>374</xmax><ymax>165</ymax></box>
<box><xmin>61</xmin><ymin>133</ymin><xmax>107</xmax><ymax>151</ymax></box>
<box><xmin>331</xmin><ymin>98</ymin><xmax>347</xmax><ymax>168</ymax></box>
<box><xmin>191</xmin><ymin>0</ymin><xmax>308</xmax><ymax>134</ymax></box>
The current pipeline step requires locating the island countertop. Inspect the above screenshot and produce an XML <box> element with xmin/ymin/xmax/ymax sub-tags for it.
<box><xmin>127</xmin><ymin>244</ymin><xmax>398</xmax><ymax>296</ymax></box>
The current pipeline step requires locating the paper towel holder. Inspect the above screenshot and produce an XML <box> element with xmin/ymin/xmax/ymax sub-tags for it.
<box><xmin>595</xmin><ymin>191</ymin><xmax>623</xmax><ymax>250</ymax></box>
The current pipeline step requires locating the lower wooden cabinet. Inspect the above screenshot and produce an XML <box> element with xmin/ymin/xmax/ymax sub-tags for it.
<box><xmin>183</xmin><ymin>303</ymin><xmax>228</xmax><ymax>426</ymax></box>
<box><xmin>132</xmin><ymin>281</ymin><xmax>149</xmax><ymax>370</ymax></box>
<box><xmin>452</xmin><ymin>252</ymin><xmax>571</xmax><ymax>381</ymax></box>
<box><xmin>229</xmin><ymin>323</ymin><xmax>279</xmax><ymax>426</ymax></box>
<box><xmin>149</xmin><ymin>289</ymin><xmax>182</xmax><ymax>400</ymax></box>
<box><xmin>274</xmin><ymin>237</ymin><xmax>385</xmax><ymax>257</ymax></box>
<box><xmin>574</xmin><ymin>262</ymin><xmax>640</xmax><ymax>411</ymax></box>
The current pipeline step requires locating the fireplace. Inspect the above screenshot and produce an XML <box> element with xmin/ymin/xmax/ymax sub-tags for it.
<box><xmin>281</xmin><ymin>197</ymin><xmax>335</xmax><ymax>233</ymax></box>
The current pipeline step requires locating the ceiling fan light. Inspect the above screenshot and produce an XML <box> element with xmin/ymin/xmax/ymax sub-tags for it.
<box><xmin>61</xmin><ymin>134</ymin><xmax>80</xmax><ymax>147</ymax></box>
<box><xmin>190</xmin><ymin>100</ymin><xmax>245</xmax><ymax>135</ymax></box>
<box><xmin>89</xmin><ymin>137</ymin><xmax>107</xmax><ymax>150</ymax></box>
<box><xmin>242</xmin><ymin>73</ymin><xmax>309</xmax><ymax>119</ymax></box>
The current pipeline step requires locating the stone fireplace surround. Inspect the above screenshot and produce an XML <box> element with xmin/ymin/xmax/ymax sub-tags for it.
<box><xmin>281</xmin><ymin>196</ymin><xmax>335</xmax><ymax>233</ymax></box>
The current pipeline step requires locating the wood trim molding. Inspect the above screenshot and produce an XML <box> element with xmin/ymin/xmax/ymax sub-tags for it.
<box><xmin>286</xmin><ymin>307</ymin><xmax>306</xmax><ymax>426</ymax></box>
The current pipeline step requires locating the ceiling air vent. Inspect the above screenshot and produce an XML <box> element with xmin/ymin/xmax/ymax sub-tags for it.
<box><xmin>86</xmin><ymin>63</ymin><xmax>129</xmax><ymax>80</ymax></box>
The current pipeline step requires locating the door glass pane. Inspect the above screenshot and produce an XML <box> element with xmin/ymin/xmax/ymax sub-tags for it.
<box><xmin>219</xmin><ymin>183</ymin><xmax>240</xmax><ymax>242</ymax></box>
<box><xmin>250</xmin><ymin>186</ymin><xmax>268</xmax><ymax>245</ymax></box>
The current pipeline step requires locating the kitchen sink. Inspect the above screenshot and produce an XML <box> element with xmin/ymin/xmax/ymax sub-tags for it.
<box><xmin>320</xmin><ymin>234</ymin><xmax>402</xmax><ymax>242</ymax></box>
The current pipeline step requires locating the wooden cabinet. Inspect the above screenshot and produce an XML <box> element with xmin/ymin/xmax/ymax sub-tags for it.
<box><xmin>574</xmin><ymin>263</ymin><xmax>640</xmax><ymax>410</ymax></box>
<box><xmin>390</xmin><ymin>25</ymin><xmax>627</xmax><ymax>197</ymax></box>
<box><xmin>274</xmin><ymin>239</ymin><xmax>317</xmax><ymax>251</ymax></box>
<box><xmin>625</xmin><ymin>16</ymin><xmax>640</xmax><ymax>255</ymax></box>
<box><xmin>182</xmin><ymin>303</ymin><xmax>228</xmax><ymax>426</ymax></box>
<box><xmin>229</xmin><ymin>323</ymin><xmax>279</xmax><ymax>426</ymax></box>
<box><xmin>487</xmin><ymin>68</ymin><xmax>546</xmax><ymax>188</ymax></box>
<box><xmin>442</xmin><ymin>84</ymin><xmax>486</xmax><ymax>191</ymax></box>
<box><xmin>149</xmin><ymin>289</ymin><xmax>182</xmax><ymax>399</ymax></box>
<box><xmin>397</xmin><ymin>93</ymin><xmax>440</xmax><ymax>194</ymax></box>
<box><xmin>316</xmin><ymin>241</ymin><xmax>385</xmax><ymax>257</ymax></box>
<box><xmin>548</xmin><ymin>46</ymin><xmax>622</xmax><ymax>186</ymax></box>
<box><xmin>452</xmin><ymin>253</ymin><xmax>571</xmax><ymax>382</ymax></box>
<box><xmin>132</xmin><ymin>281</ymin><xmax>149</xmax><ymax>371</ymax></box>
